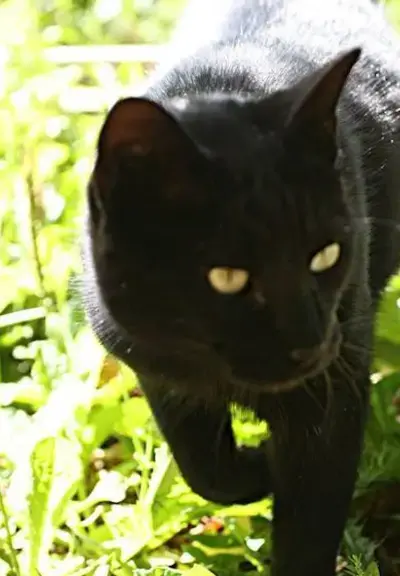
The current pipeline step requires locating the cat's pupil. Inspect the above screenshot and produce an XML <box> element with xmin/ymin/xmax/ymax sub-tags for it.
<box><xmin>207</xmin><ymin>267</ymin><xmax>250</xmax><ymax>294</ymax></box>
<box><xmin>309</xmin><ymin>243</ymin><xmax>341</xmax><ymax>273</ymax></box>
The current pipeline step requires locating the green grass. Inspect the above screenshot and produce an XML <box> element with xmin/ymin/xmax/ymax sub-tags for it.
<box><xmin>0</xmin><ymin>1</ymin><xmax>400</xmax><ymax>574</ymax></box>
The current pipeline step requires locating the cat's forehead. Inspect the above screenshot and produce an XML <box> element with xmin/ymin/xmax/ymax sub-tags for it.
<box><xmin>165</xmin><ymin>94</ymin><xmax>282</xmax><ymax>162</ymax></box>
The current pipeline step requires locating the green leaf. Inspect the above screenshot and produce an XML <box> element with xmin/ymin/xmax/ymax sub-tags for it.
<box><xmin>370</xmin><ymin>372</ymin><xmax>400</xmax><ymax>434</ymax></box>
<box><xmin>376</xmin><ymin>287</ymin><xmax>400</xmax><ymax>346</ymax></box>
<box><xmin>374</xmin><ymin>337</ymin><xmax>400</xmax><ymax>370</ymax></box>
<box><xmin>0</xmin><ymin>307</ymin><xmax>46</xmax><ymax>329</ymax></box>
<box><xmin>83</xmin><ymin>470</ymin><xmax>128</xmax><ymax>507</ymax></box>
<box><xmin>133</xmin><ymin>569</ymin><xmax>182</xmax><ymax>576</ymax></box>
<box><xmin>0</xmin><ymin>380</ymin><xmax>48</xmax><ymax>410</ymax></box>
<box><xmin>115</xmin><ymin>397</ymin><xmax>152</xmax><ymax>438</ymax></box>
<box><xmin>27</xmin><ymin>436</ymin><xmax>82</xmax><ymax>575</ymax></box>
<box><xmin>144</xmin><ymin>444</ymin><xmax>178</xmax><ymax>513</ymax></box>
<box><xmin>186</xmin><ymin>566</ymin><xmax>217</xmax><ymax>576</ymax></box>
<box><xmin>83</xmin><ymin>403</ymin><xmax>123</xmax><ymax>455</ymax></box>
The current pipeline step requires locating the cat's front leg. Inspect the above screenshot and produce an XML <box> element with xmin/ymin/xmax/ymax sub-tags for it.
<box><xmin>140</xmin><ymin>377</ymin><xmax>272</xmax><ymax>505</ymax></box>
<box><xmin>266</xmin><ymin>374</ymin><xmax>369</xmax><ymax>576</ymax></box>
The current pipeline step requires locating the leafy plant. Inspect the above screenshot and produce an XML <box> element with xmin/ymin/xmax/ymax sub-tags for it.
<box><xmin>0</xmin><ymin>0</ymin><xmax>399</xmax><ymax>575</ymax></box>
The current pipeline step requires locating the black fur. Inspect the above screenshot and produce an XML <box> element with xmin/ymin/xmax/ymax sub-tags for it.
<box><xmin>82</xmin><ymin>0</ymin><xmax>400</xmax><ymax>574</ymax></box>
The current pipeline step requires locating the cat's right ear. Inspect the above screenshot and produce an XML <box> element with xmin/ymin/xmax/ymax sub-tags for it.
<box><xmin>285</xmin><ymin>48</ymin><xmax>361</xmax><ymax>144</ymax></box>
<box><xmin>93</xmin><ymin>97</ymin><xmax>200</xmax><ymax>199</ymax></box>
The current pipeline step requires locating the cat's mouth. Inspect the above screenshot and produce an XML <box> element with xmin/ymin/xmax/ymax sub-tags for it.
<box><xmin>228</xmin><ymin>329</ymin><xmax>342</xmax><ymax>394</ymax></box>
<box><xmin>292</xmin><ymin>334</ymin><xmax>341</xmax><ymax>380</ymax></box>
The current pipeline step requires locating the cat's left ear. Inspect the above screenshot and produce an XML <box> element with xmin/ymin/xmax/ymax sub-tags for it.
<box><xmin>92</xmin><ymin>96</ymin><xmax>204</xmax><ymax>202</ymax></box>
<box><xmin>97</xmin><ymin>96</ymin><xmax>194</xmax><ymax>159</ymax></box>
<box><xmin>286</xmin><ymin>47</ymin><xmax>361</xmax><ymax>138</ymax></box>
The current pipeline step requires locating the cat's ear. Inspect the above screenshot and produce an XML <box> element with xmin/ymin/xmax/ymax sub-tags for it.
<box><xmin>92</xmin><ymin>97</ymin><xmax>202</xmax><ymax>202</ymax></box>
<box><xmin>286</xmin><ymin>48</ymin><xmax>361</xmax><ymax>138</ymax></box>
<box><xmin>97</xmin><ymin>97</ymin><xmax>191</xmax><ymax>158</ymax></box>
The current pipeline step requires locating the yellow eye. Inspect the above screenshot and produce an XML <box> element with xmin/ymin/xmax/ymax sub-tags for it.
<box><xmin>310</xmin><ymin>243</ymin><xmax>341</xmax><ymax>273</ymax></box>
<box><xmin>207</xmin><ymin>267</ymin><xmax>250</xmax><ymax>294</ymax></box>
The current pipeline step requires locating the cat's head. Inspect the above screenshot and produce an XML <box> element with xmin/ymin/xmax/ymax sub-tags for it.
<box><xmin>86</xmin><ymin>48</ymin><xmax>361</xmax><ymax>395</ymax></box>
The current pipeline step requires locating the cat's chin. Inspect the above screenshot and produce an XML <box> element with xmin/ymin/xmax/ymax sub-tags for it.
<box><xmin>229</xmin><ymin>372</ymin><xmax>303</xmax><ymax>395</ymax></box>
<box><xmin>264</xmin><ymin>379</ymin><xmax>304</xmax><ymax>394</ymax></box>
<box><xmin>229</xmin><ymin>356</ymin><xmax>336</xmax><ymax>395</ymax></box>
<box><xmin>265</xmin><ymin>355</ymin><xmax>337</xmax><ymax>393</ymax></box>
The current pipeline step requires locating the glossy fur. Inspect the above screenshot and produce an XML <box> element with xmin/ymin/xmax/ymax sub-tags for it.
<box><xmin>83</xmin><ymin>1</ymin><xmax>400</xmax><ymax>574</ymax></box>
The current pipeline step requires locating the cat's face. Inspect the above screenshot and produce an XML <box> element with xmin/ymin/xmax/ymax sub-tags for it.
<box><xmin>86</xmin><ymin>48</ymin><xmax>360</xmax><ymax>395</ymax></box>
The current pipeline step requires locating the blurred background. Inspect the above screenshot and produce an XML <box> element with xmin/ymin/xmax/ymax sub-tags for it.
<box><xmin>0</xmin><ymin>1</ymin><xmax>400</xmax><ymax>575</ymax></box>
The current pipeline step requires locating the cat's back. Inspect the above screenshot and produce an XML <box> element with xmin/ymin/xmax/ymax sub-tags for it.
<box><xmin>169</xmin><ymin>0</ymin><xmax>387</xmax><ymax>51</ymax></box>
<box><xmin>149</xmin><ymin>0</ymin><xmax>400</xmax><ymax>106</ymax></box>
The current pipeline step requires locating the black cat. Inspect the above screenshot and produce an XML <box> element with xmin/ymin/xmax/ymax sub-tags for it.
<box><xmin>82</xmin><ymin>0</ymin><xmax>400</xmax><ymax>574</ymax></box>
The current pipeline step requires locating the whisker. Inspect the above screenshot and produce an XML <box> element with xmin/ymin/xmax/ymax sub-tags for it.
<box><xmin>323</xmin><ymin>369</ymin><xmax>334</xmax><ymax>426</ymax></box>
<box><xmin>334</xmin><ymin>355</ymin><xmax>363</xmax><ymax>405</ymax></box>
<box><xmin>351</xmin><ymin>215</ymin><xmax>400</xmax><ymax>232</ymax></box>
<box><xmin>304</xmin><ymin>381</ymin><xmax>324</xmax><ymax>411</ymax></box>
<box><xmin>341</xmin><ymin>341</ymin><xmax>371</xmax><ymax>357</ymax></box>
